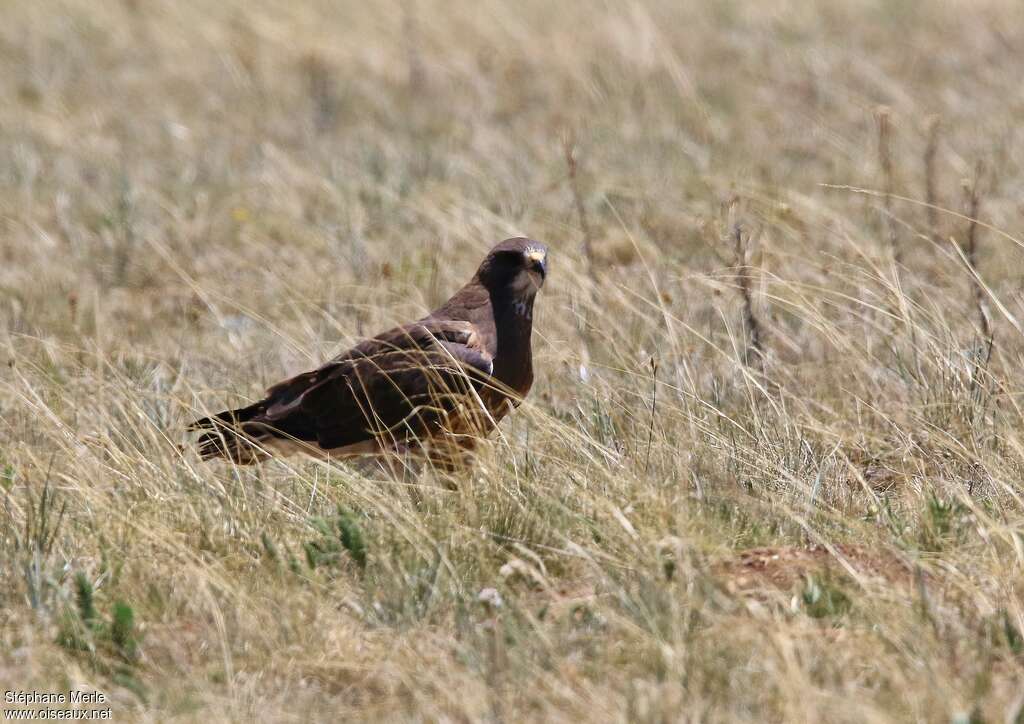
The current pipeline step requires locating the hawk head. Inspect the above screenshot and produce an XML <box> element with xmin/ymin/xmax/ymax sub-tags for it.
<box><xmin>476</xmin><ymin>237</ymin><xmax>548</xmax><ymax>297</ymax></box>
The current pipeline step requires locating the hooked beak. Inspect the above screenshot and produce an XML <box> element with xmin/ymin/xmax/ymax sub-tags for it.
<box><xmin>525</xmin><ymin>248</ymin><xmax>547</xmax><ymax>281</ymax></box>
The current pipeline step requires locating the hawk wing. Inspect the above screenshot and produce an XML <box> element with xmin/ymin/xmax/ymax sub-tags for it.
<box><xmin>192</xmin><ymin>319</ymin><xmax>496</xmax><ymax>460</ymax></box>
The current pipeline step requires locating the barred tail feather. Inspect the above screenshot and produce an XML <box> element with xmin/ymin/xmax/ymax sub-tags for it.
<box><xmin>189</xmin><ymin>403</ymin><xmax>271</xmax><ymax>464</ymax></box>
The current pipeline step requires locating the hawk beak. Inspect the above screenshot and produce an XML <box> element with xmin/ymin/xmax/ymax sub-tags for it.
<box><xmin>525</xmin><ymin>249</ymin><xmax>547</xmax><ymax>280</ymax></box>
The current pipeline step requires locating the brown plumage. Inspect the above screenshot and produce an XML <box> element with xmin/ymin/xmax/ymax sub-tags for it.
<box><xmin>189</xmin><ymin>237</ymin><xmax>548</xmax><ymax>466</ymax></box>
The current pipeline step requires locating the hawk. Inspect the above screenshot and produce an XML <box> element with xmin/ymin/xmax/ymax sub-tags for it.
<box><xmin>190</xmin><ymin>237</ymin><xmax>547</xmax><ymax>467</ymax></box>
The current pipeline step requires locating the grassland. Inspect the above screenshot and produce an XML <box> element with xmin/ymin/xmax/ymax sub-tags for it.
<box><xmin>3</xmin><ymin>1</ymin><xmax>1024</xmax><ymax>721</ymax></box>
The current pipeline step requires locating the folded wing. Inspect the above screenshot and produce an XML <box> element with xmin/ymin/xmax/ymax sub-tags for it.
<box><xmin>191</xmin><ymin>320</ymin><xmax>495</xmax><ymax>461</ymax></box>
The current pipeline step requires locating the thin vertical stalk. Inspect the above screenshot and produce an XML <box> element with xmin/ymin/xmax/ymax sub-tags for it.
<box><xmin>876</xmin><ymin>108</ymin><xmax>899</xmax><ymax>264</ymax></box>
<box><xmin>923</xmin><ymin>116</ymin><xmax>941</xmax><ymax>244</ymax></box>
<box><xmin>733</xmin><ymin>224</ymin><xmax>765</xmax><ymax>371</ymax></box>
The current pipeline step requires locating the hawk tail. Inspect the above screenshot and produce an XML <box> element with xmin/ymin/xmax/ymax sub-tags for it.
<box><xmin>189</xmin><ymin>402</ymin><xmax>271</xmax><ymax>464</ymax></box>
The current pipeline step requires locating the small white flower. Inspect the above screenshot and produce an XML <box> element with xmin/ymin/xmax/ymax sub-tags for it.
<box><xmin>477</xmin><ymin>587</ymin><xmax>503</xmax><ymax>609</ymax></box>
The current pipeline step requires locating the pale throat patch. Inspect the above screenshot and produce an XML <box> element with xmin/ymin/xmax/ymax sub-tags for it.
<box><xmin>509</xmin><ymin>267</ymin><xmax>542</xmax><ymax>310</ymax></box>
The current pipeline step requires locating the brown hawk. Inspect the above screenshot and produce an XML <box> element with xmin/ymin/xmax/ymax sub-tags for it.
<box><xmin>190</xmin><ymin>237</ymin><xmax>547</xmax><ymax>467</ymax></box>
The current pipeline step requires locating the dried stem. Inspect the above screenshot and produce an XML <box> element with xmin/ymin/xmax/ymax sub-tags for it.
<box><xmin>644</xmin><ymin>357</ymin><xmax>658</xmax><ymax>474</ymax></box>
<box><xmin>564</xmin><ymin>137</ymin><xmax>597</xmax><ymax>288</ymax></box>
<box><xmin>402</xmin><ymin>0</ymin><xmax>424</xmax><ymax>92</ymax></box>
<box><xmin>963</xmin><ymin>160</ymin><xmax>992</xmax><ymax>341</ymax></box>
<box><xmin>562</xmin><ymin>136</ymin><xmax>598</xmax><ymax>361</ymax></box>
<box><xmin>302</xmin><ymin>52</ymin><xmax>338</xmax><ymax>134</ymax></box>
<box><xmin>877</xmin><ymin>108</ymin><xmax>900</xmax><ymax>264</ymax></box>
<box><xmin>923</xmin><ymin>116</ymin><xmax>941</xmax><ymax>243</ymax></box>
<box><xmin>733</xmin><ymin>224</ymin><xmax>765</xmax><ymax>370</ymax></box>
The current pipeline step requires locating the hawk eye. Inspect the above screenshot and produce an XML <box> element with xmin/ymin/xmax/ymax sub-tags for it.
<box><xmin>495</xmin><ymin>250</ymin><xmax>524</xmax><ymax>265</ymax></box>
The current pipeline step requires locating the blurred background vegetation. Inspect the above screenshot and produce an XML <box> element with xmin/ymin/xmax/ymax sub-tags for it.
<box><xmin>3</xmin><ymin>1</ymin><xmax>1024</xmax><ymax>721</ymax></box>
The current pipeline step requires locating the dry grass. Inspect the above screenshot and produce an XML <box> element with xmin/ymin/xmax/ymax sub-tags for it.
<box><xmin>3</xmin><ymin>1</ymin><xmax>1024</xmax><ymax>721</ymax></box>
